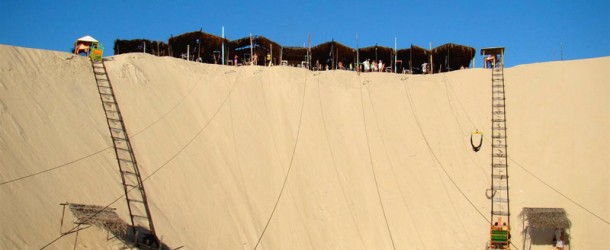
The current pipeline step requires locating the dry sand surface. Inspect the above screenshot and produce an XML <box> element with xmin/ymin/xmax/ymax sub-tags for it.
<box><xmin>1</xmin><ymin>44</ymin><xmax>608</xmax><ymax>249</ymax></box>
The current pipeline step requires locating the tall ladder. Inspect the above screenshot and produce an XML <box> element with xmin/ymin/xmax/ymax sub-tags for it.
<box><xmin>483</xmin><ymin>47</ymin><xmax>511</xmax><ymax>249</ymax></box>
<box><xmin>91</xmin><ymin>59</ymin><xmax>158</xmax><ymax>246</ymax></box>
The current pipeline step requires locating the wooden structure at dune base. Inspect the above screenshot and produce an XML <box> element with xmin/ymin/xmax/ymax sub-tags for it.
<box><xmin>114</xmin><ymin>30</ymin><xmax>475</xmax><ymax>74</ymax></box>
<box><xmin>520</xmin><ymin>208</ymin><xmax>571</xmax><ymax>250</ymax></box>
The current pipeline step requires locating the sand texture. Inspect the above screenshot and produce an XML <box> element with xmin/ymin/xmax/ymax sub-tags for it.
<box><xmin>1</xmin><ymin>44</ymin><xmax>608</xmax><ymax>249</ymax></box>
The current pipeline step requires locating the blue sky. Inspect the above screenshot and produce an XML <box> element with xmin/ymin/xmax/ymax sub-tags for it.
<box><xmin>1</xmin><ymin>0</ymin><xmax>609</xmax><ymax>67</ymax></box>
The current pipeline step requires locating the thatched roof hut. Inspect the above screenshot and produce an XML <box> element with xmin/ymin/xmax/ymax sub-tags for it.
<box><xmin>281</xmin><ymin>47</ymin><xmax>308</xmax><ymax>67</ymax></box>
<box><xmin>115</xmin><ymin>31</ymin><xmax>476</xmax><ymax>73</ymax></box>
<box><xmin>395</xmin><ymin>45</ymin><xmax>430</xmax><ymax>74</ymax></box>
<box><xmin>431</xmin><ymin>43</ymin><xmax>475</xmax><ymax>72</ymax></box>
<box><xmin>521</xmin><ymin>207</ymin><xmax>571</xmax><ymax>229</ymax></box>
<box><xmin>168</xmin><ymin>30</ymin><xmax>228</xmax><ymax>63</ymax></box>
<box><xmin>359</xmin><ymin>45</ymin><xmax>394</xmax><ymax>66</ymax></box>
<box><xmin>520</xmin><ymin>207</ymin><xmax>571</xmax><ymax>247</ymax></box>
<box><xmin>228</xmin><ymin>35</ymin><xmax>282</xmax><ymax>66</ymax></box>
<box><xmin>113</xmin><ymin>39</ymin><xmax>168</xmax><ymax>56</ymax></box>
<box><xmin>310</xmin><ymin>41</ymin><xmax>355</xmax><ymax>70</ymax></box>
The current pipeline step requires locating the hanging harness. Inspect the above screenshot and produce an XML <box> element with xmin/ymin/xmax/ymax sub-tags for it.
<box><xmin>471</xmin><ymin>130</ymin><xmax>483</xmax><ymax>152</ymax></box>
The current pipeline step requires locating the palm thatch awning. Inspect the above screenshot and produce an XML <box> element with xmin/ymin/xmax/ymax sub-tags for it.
<box><xmin>228</xmin><ymin>35</ymin><xmax>282</xmax><ymax>65</ymax></box>
<box><xmin>114</xmin><ymin>39</ymin><xmax>168</xmax><ymax>56</ymax></box>
<box><xmin>115</xmin><ymin>31</ymin><xmax>477</xmax><ymax>73</ymax></box>
<box><xmin>311</xmin><ymin>41</ymin><xmax>355</xmax><ymax>69</ymax></box>
<box><xmin>168</xmin><ymin>30</ymin><xmax>229</xmax><ymax>63</ymax></box>
<box><xmin>521</xmin><ymin>207</ymin><xmax>571</xmax><ymax>229</ymax></box>
<box><xmin>396</xmin><ymin>45</ymin><xmax>430</xmax><ymax>73</ymax></box>
<box><xmin>431</xmin><ymin>43</ymin><xmax>475</xmax><ymax>71</ymax></box>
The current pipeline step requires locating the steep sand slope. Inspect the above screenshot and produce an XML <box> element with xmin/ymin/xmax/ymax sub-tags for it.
<box><xmin>1</xmin><ymin>45</ymin><xmax>608</xmax><ymax>249</ymax></box>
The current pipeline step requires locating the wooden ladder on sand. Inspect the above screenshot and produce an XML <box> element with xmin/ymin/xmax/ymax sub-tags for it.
<box><xmin>91</xmin><ymin>59</ymin><xmax>158</xmax><ymax>247</ymax></box>
<box><xmin>489</xmin><ymin>57</ymin><xmax>511</xmax><ymax>249</ymax></box>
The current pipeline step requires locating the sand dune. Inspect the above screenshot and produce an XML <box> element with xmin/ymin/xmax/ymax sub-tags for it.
<box><xmin>1</xmin><ymin>44</ymin><xmax>608</xmax><ymax>249</ymax></box>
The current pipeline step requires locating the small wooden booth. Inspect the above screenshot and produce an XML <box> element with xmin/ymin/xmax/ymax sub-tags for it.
<box><xmin>74</xmin><ymin>35</ymin><xmax>103</xmax><ymax>61</ymax></box>
<box><xmin>481</xmin><ymin>47</ymin><xmax>504</xmax><ymax>69</ymax></box>
<box><xmin>520</xmin><ymin>207</ymin><xmax>571</xmax><ymax>249</ymax></box>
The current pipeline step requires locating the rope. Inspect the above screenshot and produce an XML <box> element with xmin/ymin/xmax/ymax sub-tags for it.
<box><xmin>401</xmin><ymin>79</ymin><xmax>478</xmax><ymax>248</ymax></box>
<box><xmin>364</xmin><ymin>81</ymin><xmax>427</xmax><ymax>248</ymax></box>
<box><xmin>0</xmin><ymin>147</ymin><xmax>112</xmax><ymax>186</ymax></box>
<box><xmin>444</xmin><ymin>73</ymin><xmax>610</xmax><ymax>227</ymax></box>
<box><xmin>143</xmin><ymin>74</ymin><xmax>239</xmax><ymax>180</ymax></box>
<box><xmin>316</xmin><ymin>78</ymin><xmax>367</xmax><ymax>249</ymax></box>
<box><xmin>39</xmin><ymin>71</ymin><xmax>239</xmax><ymax>249</ymax></box>
<box><xmin>359</xmin><ymin>78</ymin><xmax>397</xmax><ymax>250</ymax></box>
<box><xmin>402</xmin><ymin>80</ymin><xmax>489</xmax><ymax>223</ymax></box>
<box><xmin>253</xmin><ymin>76</ymin><xmax>308</xmax><ymax>250</ymax></box>
<box><xmin>2</xmin><ymin>68</ymin><xmax>224</xmax><ymax>187</ymax></box>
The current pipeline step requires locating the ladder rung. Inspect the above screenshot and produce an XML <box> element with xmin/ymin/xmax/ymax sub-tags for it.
<box><xmin>492</xmin><ymin>119</ymin><xmax>505</xmax><ymax>122</ymax></box>
<box><xmin>492</xmin><ymin>174</ymin><xmax>508</xmax><ymax>179</ymax></box>
<box><xmin>493</xmin><ymin>144</ymin><xmax>507</xmax><ymax>148</ymax></box>
<box><xmin>492</xmin><ymin>104</ymin><xmax>505</xmax><ymax>107</ymax></box>
<box><xmin>492</xmin><ymin>97</ymin><xmax>505</xmax><ymax>100</ymax></box>
<box><xmin>108</xmin><ymin>117</ymin><xmax>122</xmax><ymax>123</ymax></box>
<box><xmin>492</xmin><ymin>153</ymin><xmax>507</xmax><ymax>157</ymax></box>
<box><xmin>492</xmin><ymin>135</ymin><xmax>506</xmax><ymax>139</ymax></box>
<box><xmin>113</xmin><ymin>137</ymin><xmax>126</xmax><ymax>142</ymax></box>
<box><xmin>112</xmin><ymin>135</ymin><xmax>126</xmax><ymax>141</ymax></box>
<box><xmin>127</xmin><ymin>198</ymin><xmax>144</xmax><ymax>203</ymax></box>
<box><xmin>493</xmin><ymin>198</ymin><xmax>509</xmax><ymax>203</ymax></box>
<box><xmin>492</xmin><ymin>211</ymin><xmax>510</xmax><ymax>216</ymax></box>
<box><xmin>119</xmin><ymin>158</ymin><xmax>133</xmax><ymax>163</ymax></box>
<box><xmin>492</xmin><ymin>164</ymin><xmax>507</xmax><ymax>168</ymax></box>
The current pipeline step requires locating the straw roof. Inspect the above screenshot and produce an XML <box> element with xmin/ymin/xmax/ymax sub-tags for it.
<box><xmin>431</xmin><ymin>43</ymin><xmax>475</xmax><ymax>71</ymax></box>
<box><xmin>168</xmin><ymin>30</ymin><xmax>229</xmax><ymax>63</ymax></box>
<box><xmin>228</xmin><ymin>35</ymin><xmax>282</xmax><ymax>66</ymax></box>
<box><xmin>310</xmin><ymin>41</ymin><xmax>355</xmax><ymax>69</ymax></box>
<box><xmin>114</xmin><ymin>39</ymin><xmax>168</xmax><ymax>56</ymax></box>
<box><xmin>396</xmin><ymin>45</ymin><xmax>430</xmax><ymax>73</ymax></box>
<box><xmin>520</xmin><ymin>207</ymin><xmax>571</xmax><ymax>228</ymax></box>
<box><xmin>115</xmin><ymin>31</ymin><xmax>476</xmax><ymax>72</ymax></box>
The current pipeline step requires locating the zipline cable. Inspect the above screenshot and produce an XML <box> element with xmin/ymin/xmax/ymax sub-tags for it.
<box><xmin>253</xmin><ymin>76</ymin><xmax>308</xmax><ymax>250</ymax></box>
<box><xmin>359</xmin><ymin>78</ymin><xmax>397</xmax><ymax>250</ymax></box>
